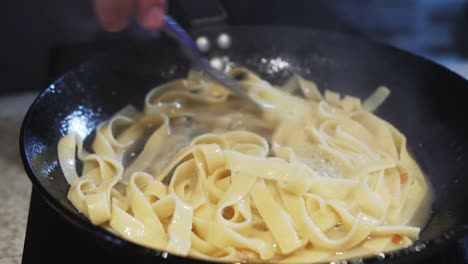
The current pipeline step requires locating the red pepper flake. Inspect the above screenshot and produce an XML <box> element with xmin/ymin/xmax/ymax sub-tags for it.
<box><xmin>400</xmin><ymin>172</ymin><xmax>409</xmax><ymax>184</ymax></box>
<box><xmin>392</xmin><ymin>234</ymin><xmax>402</xmax><ymax>244</ymax></box>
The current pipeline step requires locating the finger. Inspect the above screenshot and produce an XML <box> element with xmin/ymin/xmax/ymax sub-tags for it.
<box><xmin>95</xmin><ymin>0</ymin><xmax>135</xmax><ymax>32</ymax></box>
<box><xmin>136</xmin><ymin>0</ymin><xmax>167</xmax><ymax>30</ymax></box>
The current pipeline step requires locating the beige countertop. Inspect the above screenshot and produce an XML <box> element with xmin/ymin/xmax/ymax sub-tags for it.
<box><xmin>0</xmin><ymin>93</ymin><xmax>37</xmax><ymax>264</ymax></box>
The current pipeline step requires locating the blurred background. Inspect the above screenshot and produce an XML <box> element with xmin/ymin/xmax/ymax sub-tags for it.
<box><xmin>1</xmin><ymin>0</ymin><xmax>468</xmax><ymax>94</ymax></box>
<box><xmin>0</xmin><ymin>1</ymin><xmax>468</xmax><ymax>263</ymax></box>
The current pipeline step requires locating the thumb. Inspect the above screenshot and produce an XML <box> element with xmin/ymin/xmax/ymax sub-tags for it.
<box><xmin>137</xmin><ymin>0</ymin><xmax>167</xmax><ymax>30</ymax></box>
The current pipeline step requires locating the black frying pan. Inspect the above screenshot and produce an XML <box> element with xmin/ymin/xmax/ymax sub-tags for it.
<box><xmin>20</xmin><ymin>26</ymin><xmax>468</xmax><ymax>263</ymax></box>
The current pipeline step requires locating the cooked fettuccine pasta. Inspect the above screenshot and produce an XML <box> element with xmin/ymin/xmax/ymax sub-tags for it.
<box><xmin>58</xmin><ymin>68</ymin><xmax>432</xmax><ymax>263</ymax></box>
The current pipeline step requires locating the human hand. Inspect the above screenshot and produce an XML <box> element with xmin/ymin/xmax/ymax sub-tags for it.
<box><xmin>95</xmin><ymin>0</ymin><xmax>167</xmax><ymax>32</ymax></box>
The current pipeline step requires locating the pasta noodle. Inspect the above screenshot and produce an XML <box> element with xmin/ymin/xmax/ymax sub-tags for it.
<box><xmin>58</xmin><ymin>68</ymin><xmax>432</xmax><ymax>263</ymax></box>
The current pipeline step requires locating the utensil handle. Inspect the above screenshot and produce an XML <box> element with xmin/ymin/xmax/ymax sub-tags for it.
<box><xmin>170</xmin><ymin>0</ymin><xmax>227</xmax><ymax>29</ymax></box>
<box><xmin>162</xmin><ymin>16</ymin><xmax>202</xmax><ymax>60</ymax></box>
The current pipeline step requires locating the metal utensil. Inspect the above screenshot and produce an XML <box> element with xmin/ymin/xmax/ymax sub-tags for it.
<box><xmin>161</xmin><ymin>16</ymin><xmax>261</xmax><ymax>109</ymax></box>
